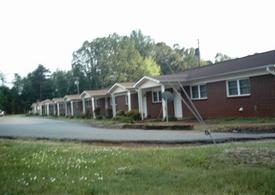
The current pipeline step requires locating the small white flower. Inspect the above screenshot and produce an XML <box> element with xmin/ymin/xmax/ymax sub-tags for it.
<box><xmin>50</xmin><ymin>177</ymin><xmax>56</xmax><ymax>183</ymax></box>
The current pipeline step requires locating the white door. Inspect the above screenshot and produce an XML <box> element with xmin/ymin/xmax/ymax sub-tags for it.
<box><xmin>174</xmin><ymin>90</ymin><xmax>182</xmax><ymax>119</ymax></box>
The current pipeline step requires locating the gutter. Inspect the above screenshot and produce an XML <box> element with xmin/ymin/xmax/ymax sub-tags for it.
<box><xmin>266</xmin><ymin>64</ymin><xmax>275</xmax><ymax>76</ymax></box>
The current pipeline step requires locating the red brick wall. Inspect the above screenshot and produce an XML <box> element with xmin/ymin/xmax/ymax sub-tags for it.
<box><xmin>145</xmin><ymin>90</ymin><xmax>175</xmax><ymax>119</ymax></box>
<box><xmin>115</xmin><ymin>93</ymin><xmax>139</xmax><ymax>112</ymax></box>
<box><xmin>73</xmin><ymin>101</ymin><xmax>83</xmax><ymax>115</ymax></box>
<box><xmin>131</xmin><ymin>93</ymin><xmax>139</xmax><ymax>110</ymax></box>
<box><xmin>116</xmin><ymin>95</ymin><xmax>128</xmax><ymax>112</ymax></box>
<box><xmin>182</xmin><ymin>75</ymin><xmax>275</xmax><ymax>118</ymax></box>
<box><xmin>146</xmin><ymin>91</ymin><xmax>162</xmax><ymax>118</ymax></box>
<box><xmin>58</xmin><ymin>103</ymin><xmax>65</xmax><ymax>115</ymax></box>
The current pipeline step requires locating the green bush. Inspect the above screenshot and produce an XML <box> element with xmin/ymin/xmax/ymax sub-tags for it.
<box><xmin>115</xmin><ymin>109</ymin><xmax>141</xmax><ymax>123</ymax></box>
<box><xmin>94</xmin><ymin>107</ymin><xmax>101</xmax><ymax>117</ymax></box>
<box><xmin>116</xmin><ymin>110</ymin><xmax>126</xmax><ymax>116</ymax></box>
<box><xmin>105</xmin><ymin>108</ymin><xmax>113</xmax><ymax>119</ymax></box>
<box><xmin>126</xmin><ymin>109</ymin><xmax>141</xmax><ymax>121</ymax></box>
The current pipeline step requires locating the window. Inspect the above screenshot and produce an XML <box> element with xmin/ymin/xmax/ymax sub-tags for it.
<box><xmin>227</xmin><ymin>78</ymin><xmax>250</xmax><ymax>97</ymax></box>
<box><xmin>191</xmin><ymin>84</ymin><xmax>207</xmax><ymax>100</ymax></box>
<box><xmin>152</xmin><ymin>90</ymin><xmax>162</xmax><ymax>103</ymax></box>
<box><xmin>125</xmin><ymin>95</ymin><xmax>128</xmax><ymax>105</ymax></box>
<box><xmin>94</xmin><ymin>99</ymin><xmax>99</xmax><ymax>107</ymax></box>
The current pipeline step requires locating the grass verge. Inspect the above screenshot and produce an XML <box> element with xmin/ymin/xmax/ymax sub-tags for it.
<box><xmin>1</xmin><ymin>139</ymin><xmax>275</xmax><ymax>194</ymax></box>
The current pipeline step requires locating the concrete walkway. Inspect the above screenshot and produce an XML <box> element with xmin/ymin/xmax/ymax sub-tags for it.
<box><xmin>0</xmin><ymin>115</ymin><xmax>275</xmax><ymax>144</ymax></box>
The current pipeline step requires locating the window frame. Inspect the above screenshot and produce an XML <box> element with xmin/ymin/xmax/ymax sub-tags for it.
<box><xmin>190</xmin><ymin>84</ymin><xmax>208</xmax><ymax>100</ymax></box>
<box><xmin>152</xmin><ymin>90</ymin><xmax>162</xmax><ymax>103</ymax></box>
<box><xmin>125</xmin><ymin>95</ymin><xmax>128</xmax><ymax>105</ymax></box>
<box><xmin>226</xmin><ymin>78</ymin><xmax>251</xmax><ymax>97</ymax></box>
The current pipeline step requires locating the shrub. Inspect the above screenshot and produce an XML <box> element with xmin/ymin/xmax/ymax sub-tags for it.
<box><xmin>116</xmin><ymin>110</ymin><xmax>126</xmax><ymax>116</ymax></box>
<box><xmin>115</xmin><ymin>109</ymin><xmax>141</xmax><ymax>123</ymax></box>
<box><xmin>126</xmin><ymin>110</ymin><xmax>141</xmax><ymax>121</ymax></box>
<box><xmin>94</xmin><ymin>107</ymin><xmax>101</xmax><ymax>117</ymax></box>
<box><xmin>84</xmin><ymin>110</ymin><xmax>93</xmax><ymax>119</ymax></box>
<box><xmin>105</xmin><ymin>108</ymin><xmax>113</xmax><ymax>119</ymax></box>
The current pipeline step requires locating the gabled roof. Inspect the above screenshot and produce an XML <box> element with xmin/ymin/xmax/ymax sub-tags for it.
<box><xmin>108</xmin><ymin>82</ymin><xmax>135</xmax><ymax>94</ymax></box>
<box><xmin>40</xmin><ymin>99</ymin><xmax>52</xmax><ymax>105</ymax></box>
<box><xmin>80</xmin><ymin>89</ymin><xmax>109</xmax><ymax>99</ymax></box>
<box><xmin>133</xmin><ymin>76</ymin><xmax>161</xmax><ymax>88</ymax></box>
<box><xmin>52</xmin><ymin>97</ymin><xmax>64</xmax><ymax>103</ymax></box>
<box><xmin>31</xmin><ymin>102</ymin><xmax>39</xmax><ymax>107</ymax></box>
<box><xmin>64</xmin><ymin>94</ymin><xmax>81</xmax><ymax>101</ymax></box>
<box><xmin>155</xmin><ymin>49</ymin><xmax>275</xmax><ymax>83</ymax></box>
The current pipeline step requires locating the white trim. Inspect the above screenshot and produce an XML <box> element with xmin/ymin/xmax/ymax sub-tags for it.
<box><xmin>125</xmin><ymin>95</ymin><xmax>129</xmax><ymax>105</ymax></box>
<box><xmin>161</xmin><ymin>85</ymin><xmax>166</xmax><ymax>120</ymax></box>
<box><xmin>134</xmin><ymin>76</ymin><xmax>160</xmax><ymax>88</ymax></box>
<box><xmin>137</xmin><ymin>89</ymin><xmax>143</xmax><ymax>120</ymax></box>
<box><xmin>91</xmin><ymin>97</ymin><xmax>96</xmax><ymax>119</ymax></box>
<box><xmin>152</xmin><ymin>90</ymin><xmax>162</xmax><ymax>103</ymax></box>
<box><xmin>190</xmin><ymin>84</ymin><xmax>208</xmax><ymax>100</ymax></box>
<box><xmin>70</xmin><ymin>101</ymin><xmax>74</xmax><ymax>116</ymax></box>
<box><xmin>65</xmin><ymin>101</ymin><xmax>68</xmax><ymax>116</ymax></box>
<box><xmin>226</xmin><ymin>78</ymin><xmax>251</xmax><ymax>98</ymax></box>
<box><xmin>266</xmin><ymin>64</ymin><xmax>275</xmax><ymax>76</ymax></box>
<box><xmin>173</xmin><ymin>89</ymin><xmax>183</xmax><ymax>119</ymax></box>
<box><xmin>57</xmin><ymin>103</ymin><xmax>60</xmax><ymax>116</ymax></box>
<box><xmin>111</xmin><ymin>95</ymin><xmax>116</xmax><ymax>118</ymax></box>
<box><xmin>82</xmin><ymin>98</ymin><xmax>86</xmax><ymax>114</ymax></box>
<box><xmin>108</xmin><ymin>83</ymin><xmax>127</xmax><ymax>94</ymax></box>
<box><xmin>127</xmin><ymin>91</ymin><xmax>131</xmax><ymax>111</ymax></box>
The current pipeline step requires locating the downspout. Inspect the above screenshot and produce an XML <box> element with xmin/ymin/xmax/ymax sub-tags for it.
<box><xmin>266</xmin><ymin>64</ymin><xmax>275</xmax><ymax>76</ymax></box>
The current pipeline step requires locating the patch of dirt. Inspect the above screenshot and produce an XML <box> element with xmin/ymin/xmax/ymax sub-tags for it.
<box><xmin>219</xmin><ymin>147</ymin><xmax>275</xmax><ymax>167</ymax></box>
<box><xmin>211</xmin><ymin>124</ymin><xmax>275</xmax><ymax>133</ymax></box>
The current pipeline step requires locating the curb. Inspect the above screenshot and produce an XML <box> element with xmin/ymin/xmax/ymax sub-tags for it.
<box><xmin>1</xmin><ymin>135</ymin><xmax>275</xmax><ymax>145</ymax></box>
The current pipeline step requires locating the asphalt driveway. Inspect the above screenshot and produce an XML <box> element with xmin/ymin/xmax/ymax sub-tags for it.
<box><xmin>0</xmin><ymin>115</ymin><xmax>275</xmax><ymax>144</ymax></box>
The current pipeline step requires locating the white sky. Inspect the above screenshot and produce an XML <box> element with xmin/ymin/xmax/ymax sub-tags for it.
<box><xmin>0</xmin><ymin>0</ymin><xmax>274</xmax><ymax>86</ymax></box>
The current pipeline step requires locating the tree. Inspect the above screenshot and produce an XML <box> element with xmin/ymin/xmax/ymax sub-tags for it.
<box><xmin>51</xmin><ymin>70</ymin><xmax>75</xmax><ymax>97</ymax></box>
<box><xmin>0</xmin><ymin>86</ymin><xmax>12</xmax><ymax>113</ymax></box>
<box><xmin>215</xmin><ymin>53</ymin><xmax>231</xmax><ymax>63</ymax></box>
<box><xmin>130</xmin><ymin>29</ymin><xmax>154</xmax><ymax>58</ymax></box>
<box><xmin>29</xmin><ymin>64</ymin><xmax>51</xmax><ymax>101</ymax></box>
<box><xmin>72</xmin><ymin>32</ymin><xmax>160</xmax><ymax>89</ymax></box>
<box><xmin>0</xmin><ymin>72</ymin><xmax>5</xmax><ymax>86</ymax></box>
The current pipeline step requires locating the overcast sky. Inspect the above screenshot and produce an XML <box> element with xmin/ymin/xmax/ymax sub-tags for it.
<box><xmin>0</xmin><ymin>0</ymin><xmax>274</xmax><ymax>85</ymax></box>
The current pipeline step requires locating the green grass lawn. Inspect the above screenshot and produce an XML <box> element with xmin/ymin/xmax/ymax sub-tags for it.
<box><xmin>1</xmin><ymin>139</ymin><xmax>275</xmax><ymax>195</ymax></box>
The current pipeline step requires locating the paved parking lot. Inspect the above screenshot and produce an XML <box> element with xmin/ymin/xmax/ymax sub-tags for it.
<box><xmin>0</xmin><ymin>115</ymin><xmax>275</xmax><ymax>144</ymax></box>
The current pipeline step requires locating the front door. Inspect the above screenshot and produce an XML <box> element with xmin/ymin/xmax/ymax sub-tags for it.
<box><xmin>142</xmin><ymin>95</ymin><xmax>147</xmax><ymax>118</ymax></box>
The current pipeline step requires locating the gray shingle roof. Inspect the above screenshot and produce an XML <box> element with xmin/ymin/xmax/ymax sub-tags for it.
<box><xmin>155</xmin><ymin>50</ymin><xmax>275</xmax><ymax>82</ymax></box>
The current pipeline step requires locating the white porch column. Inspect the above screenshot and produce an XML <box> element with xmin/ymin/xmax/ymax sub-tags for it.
<box><xmin>65</xmin><ymin>101</ymin><xmax>68</xmax><ymax>116</ymax></box>
<box><xmin>161</xmin><ymin>84</ymin><xmax>167</xmax><ymax>121</ymax></box>
<box><xmin>137</xmin><ymin>89</ymin><xmax>144</xmax><ymax>120</ymax></box>
<box><xmin>127</xmin><ymin>91</ymin><xmax>131</xmax><ymax>111</ymax></box>
<box><xmin>82</xmin><ymin>98</ymin><xmax>86</xmax><ymax>114</ymax></box>
<box><xmin>91</xmin><ymin>97</ymin><xmax>96</xmax><ymax>119</ymax></box>
<box><xmin>46</xmin><ymin>103</ymin><xmax>50</xmax><ymax>116</ymax></box>
<box><xmin>70</xmin><ymin>101</ymin><xmax>74</xmax><ymax>116</ymax></box>
<box><xmin>111</xmin><ymin>94</ymin><xmax>116</xmax><ymax>118</ymax></box>
<box><xmin>57</xmin><ymin>103</ymin><xmax>60</xmax><ymax>116</ymax></box>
